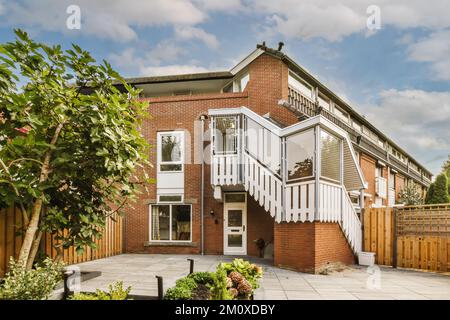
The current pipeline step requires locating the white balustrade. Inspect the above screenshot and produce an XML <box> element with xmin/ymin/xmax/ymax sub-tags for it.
<box><xmin>285</xmin><ymin>181</ymin><xmax>315</xmax><ymax>223</ymax></box>
<box><xmin>211</xmin><ymin>154</ymin><xmax>239</xmax><ymax>186</ymax></box>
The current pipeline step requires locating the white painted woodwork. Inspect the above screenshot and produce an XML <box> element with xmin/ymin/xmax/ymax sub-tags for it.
<box><xmin>375</xmin><ymin>176</ymin><xmax>387</xmax><ymax>198</ymax></box>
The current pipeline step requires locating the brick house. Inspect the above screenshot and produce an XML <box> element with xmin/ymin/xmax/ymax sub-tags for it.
<box><xmin>121</xmin><ymin>44</ymin><xmax>432</xmax><ymax>273</ymax></box>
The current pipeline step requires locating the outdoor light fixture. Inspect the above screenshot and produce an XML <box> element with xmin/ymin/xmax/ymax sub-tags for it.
<box><xmin>210</xmin><ymin>209</ymin><xmax>214</xmax><ymax>216</ymax></box>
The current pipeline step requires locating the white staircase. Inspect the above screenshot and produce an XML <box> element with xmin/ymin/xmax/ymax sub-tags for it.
<box><xmin>210</xmin><ymin>107</ymin><xmax>364</xmax><ymax>254</ymax></box>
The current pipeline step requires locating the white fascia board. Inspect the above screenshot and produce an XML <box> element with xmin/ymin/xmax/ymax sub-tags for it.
<box><xmin>230</xmin><ymin>49</ymin><xmax>265</xmax><ymax>75</ymax></box>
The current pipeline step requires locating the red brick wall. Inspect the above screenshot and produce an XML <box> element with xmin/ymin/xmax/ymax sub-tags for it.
<box><xmin>247</xmin><ymin>54</ymin><xmax>299</xmax><ymax>126</ymax></box>
<box><xmin>247</xmin><ymin>196</ymin><xmax>274</xmax><ymax>257</ymax></box>
<box><xmin>274</xmin><ymin>222</ymin><xmax>316</xmax><ymax>273</ymax></box>
<box><xmin>124</xmin><ymin>93</ymin><xmax>248</xmax><ymax>254</ymax></box>
<box><xmin>360</xmin><ymin>153</ymin><xmax>376</xmax><ymax>207</ymax></box>
<box><xmin>274</xmin><ymin>222</ymin><xmax>355</xmax><ymax>273</ymax></box>
<box><xmin>395</xmin><ymin>174</ymin><xmax>405</xmax><ymax>202</ymax></box>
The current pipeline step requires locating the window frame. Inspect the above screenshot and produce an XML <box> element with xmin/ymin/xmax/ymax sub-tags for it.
<box><xmin>319</xmin><ymin>129</ymin><xmax>342</xmax><ymax>184</ymax></box>
<box><xmin>212</xmin><ymin>116</ymin><xmax>239</xmax><ymax>155</ymax></box>
<box><xmin>149</xmin><ymin>203</ymin><xmax>192</xmax><ymax>242</ymax></box>
<box><xmin>157</xmin><ymin>131</ymin><xmax>185</xmax><ymax>173</ymax></box>
<box><xmin>286</xmin><ymin>128</ymin><xmax>315</xmax><ymax>183</ymax></box>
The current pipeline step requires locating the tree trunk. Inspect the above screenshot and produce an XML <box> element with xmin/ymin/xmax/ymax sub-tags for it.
<box><xmin>26</xmin><ymin>230</ymin><xmax>43</xmax><ymax>269</ymax></box>
<box><xmin>17</xmin><ymin>122</ymin><xmax>65</xmax><ymax>268</ymax></box>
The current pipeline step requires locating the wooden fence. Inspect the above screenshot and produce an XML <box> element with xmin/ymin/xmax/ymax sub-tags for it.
<box><xmin>0</xmin><ymin>205</ymin><xmax>122</xmax><ymax>277</ymax></box>
<box><xmin>363</xmin><ymin>204</ymin><xmax>450</xmax><ymax>272</ymax></box>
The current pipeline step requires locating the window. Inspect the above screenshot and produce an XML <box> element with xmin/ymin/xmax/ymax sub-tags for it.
<box><xmin>352</xmin><ymin>120</ymin><xmax>362</xmax><ymax>133</ymax></box>
<box><xmin>213</xmin><ymin>116</ymin><xmax>237</xmax><ymax>155</ymax></box>
<box><xmin>320</xmin><ymin>129</ymin><xmax>341</xmax><ymax>182</ymax></box>
<box><xmin>389</xmin><ymin>172</ymin><xmax>395</xmax><ymax>189</ymax></box>
<box><xmin>225</xmin><ymin>193</ymin><xmax>246</xmax><ymax>203</ymax></box>
<box><xmin>233</xmin><ymin>72</ymin><xmax>250</xmax><ymax>92</ymax></box>
<box><xmin>150</xmin><ymin>204</ymin><xmax>191</xmax><ymax>241</ymax></box>
<box><xmin>286</xmin><ymin>129</ymin><xmax>315</xmax><ymax>181</ymax></box>
<box><xmin>318</xmin><ymin>94</ymin><xmax>330</xmax><ymax>111</ymax></box>
<box><xmin>334</xmin><ymin>106</ymin><xmax>349</xmax><ymax>123</ymax></box>
<box><xmin>158</xmin><ymin>131</ymin><xmax>184</xmax><ymax>172</ymax></box>
<box><xmin>158</xmin><ymin>194</ymin><xmax>183</xmax><ymax>203</ymax></box>
<box><xmin>288</xmin><ymin>71</ymin><xmax>314</xmax><ymax>100</ymax></box>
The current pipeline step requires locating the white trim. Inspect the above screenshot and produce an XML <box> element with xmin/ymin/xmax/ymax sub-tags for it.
<box><xmin>230</xmin><ymin>48</ymin><xmax>264</xmax><ymax>75</ymax></box>
<box><xmin>157</xmin><ymin>130</ymin><xmax>185</xmax><ymax>173</ymax></box>
<box><xmin>223</xmin><ymin>192</ymin><xmax>247</xmax><ymax>255</ymax></box>
<box><xmin>149</xmin><ymin>203</ymin><xmax>192</xmax><ymax>242</ymax></box>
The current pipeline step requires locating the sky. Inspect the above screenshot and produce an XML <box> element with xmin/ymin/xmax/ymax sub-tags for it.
<box><xmin>0</xmin><ymin>0</ymin><xmax>449</xmax><ymax>176</ymax></box>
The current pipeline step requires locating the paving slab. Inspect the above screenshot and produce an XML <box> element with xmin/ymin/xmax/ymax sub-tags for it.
<box><xmin>74</xmin><ymin>254</ymin><xmax>450</xmax><ymax>300</ymax></box>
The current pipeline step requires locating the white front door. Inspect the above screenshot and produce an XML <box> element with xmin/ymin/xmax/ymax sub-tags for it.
<box><xmin>223</xmin><ymin>193</ymin><xmax>247</xmax><ymax>255</ymax></box>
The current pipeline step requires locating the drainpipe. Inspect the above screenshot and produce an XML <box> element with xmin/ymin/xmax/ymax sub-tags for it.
<box><xmin>199</xmin><ymin>114</ymin><xmax>208</xmax><ymax>255</ymax></box>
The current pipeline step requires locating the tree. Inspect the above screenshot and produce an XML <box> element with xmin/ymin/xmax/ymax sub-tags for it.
<box><xmin>424</xmin><ymin>183</ymin><xmax>435</xmax><ymax>204</ymax></box>
<box><xmin>443</xmin><ymin>155</ymin><xmax>450</xmax><ymax>194</ymax></box>
<box><xmin>426</xmin><ymin>174</ymin><xmax>449</xmax><ymax>204</ymax></box>
<box><xmin>398</xmin><ymin>183</ymin><xmax>423</xmax><ymax>205</ymax></box>
<box><xmin>0</xmin><ymin>30</ymin><xmax>150</xmax><ymax>269</ymax></box>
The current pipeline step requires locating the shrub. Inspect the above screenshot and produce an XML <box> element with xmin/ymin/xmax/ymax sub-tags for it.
<box><xmin>208</xmin><ymin>265</ymin><xmax>233</xmax><ymax>300</ymax></box>
<box><xmin>0</xmin><ymin>257</ymin><xmax>64</xmax><ymax>300</ymax></box>
<box><xmin>220</xmin><ymin>258</ymin><xmax>263</xmax><ymax>289</ymax></box>
<box><xmin>187</xmin><ymin>272</ymin><xmax>214</xmax><ymax>285</ymax></box>
<box><xmin>427</xmin><ymin>173</ymin><xmax>449</xmax><ymax>204</ymax></box>
<box><xmin>69</xmin><ymin>281</ymin><xmax>131</xmax><ymax>300</ymax></box>
<box><xmin>164</xmin><ymin>277</ymin><xmax>198</xmax><ymax>300</ymax></box>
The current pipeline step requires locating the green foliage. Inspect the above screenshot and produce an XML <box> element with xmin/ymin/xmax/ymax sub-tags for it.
<box><xmin>398</xmin><ymin>184</ymin><xmax>423</xmax><ymax>205</ymax></box>
<box><xmin>426</xmin><ymin>174</ymin><xmax>449</xmax><ymax>204</ymax></box>
<box><xmin>69</xmin><ymin>281</ymin><xmax>131</xmax><ymax>300</ymax></box>
<box><xmin>0</xmin><ymin>257</ymin><xmax>64</xmax><ymax>300</ymax></box>
<box><xmin>220</xmin><ymin>258</ymin><xmax>263</xmax><ymax>289</ymax></box>
<box><xmin>187</xmin><ymin>271</ymin><xmax>214</xmax><ymax>285</ymax></box>
<box><xmin>425</xmin><ymin>183</ymin><xmax>435</xmax><ymax>204</ymax></box>
<box><xmin>0</xmin><ymin>29</ymin><xmax>151</xmax><ymax>254</ymax></box>
<box><xmin>208</xmin><ymin>264</ymin><xmax>233</xmax><ymax>300</ymax></box>
<box><xmin>164</xmin><ymin>277</ymin><xmax>198</xmax><ymax>300</ymax></box>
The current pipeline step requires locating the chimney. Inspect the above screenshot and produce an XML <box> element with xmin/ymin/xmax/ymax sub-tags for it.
<box><xmin>278</xmin><ymin>41</ymin><xmax>284</xmax><ymax>51</ymax></box>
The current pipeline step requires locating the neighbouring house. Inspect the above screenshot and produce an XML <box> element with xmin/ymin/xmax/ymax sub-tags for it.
<box><xmin>120</xmin><ymin>44</ymin><xmax>432</xmax><ymax>273</ymax></box>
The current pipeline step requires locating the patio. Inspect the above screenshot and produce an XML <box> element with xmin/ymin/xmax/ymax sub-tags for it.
<box><xmin>73</xmin><ymin>254</ymin><xmax>450</xmax><ymax>300</ymax></box>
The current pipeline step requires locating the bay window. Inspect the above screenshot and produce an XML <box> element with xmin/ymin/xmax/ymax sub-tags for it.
<box><xmin>286</xmin><ymin>129</ymin><xmax>315</xmax><ymax>181</ymax></box>
<box><xmin>320</xmin><ymin>129</ymin><xmax>341</xmax><ymax>182</ymax></box>
<box><xmin>151</xmin><ymin>204</ymin><xmax>191</xmax><ymax>241</ymax></box>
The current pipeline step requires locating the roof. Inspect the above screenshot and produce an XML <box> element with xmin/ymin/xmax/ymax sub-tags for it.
<box><xmin>121</xmin><ymin>44</ymin><xmax>432</xmax><ymax>176</ymax></box>
<box><xmin>120</xmin><ymin>71</ymin><xmax>232</xmax><ymax>85</ymax></box>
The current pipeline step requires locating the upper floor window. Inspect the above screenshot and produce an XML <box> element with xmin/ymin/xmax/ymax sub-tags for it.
<box><xmin>352</xmin><ymin>120</ymin><xmax>362</xmax><ymax>133</ymax></box>
<box><xmin>213</xmin><ymin>116</ymin><xmax>238</xmax><ymax>155</ymax></box>
<box><xmin>288</xmin><ymin>71</ymin><xmax>314</xmax><ymax>100</ymax></box>
<box><xmin>286</xmin><ymin>128</ymin><xmax>315</xmax><ymax>181</ymax></box>
<box><xmin>320</xmin><ymin>129</ymin><xmax>341</xmax><ymax>182</ymax></box>
<box><xmin>157</xmin><ymin>131</ymin><xmax>184</xmax><ymax>172</ymax></box>
<box><xmin>318</xmin><ymin>93</ymin><xmax>331</xmax><ymax>111</ymax></box>
<box><xmin>334</xmin><ymin>106</ymin><xmax>349</xmax><ymax>123</ymax></box>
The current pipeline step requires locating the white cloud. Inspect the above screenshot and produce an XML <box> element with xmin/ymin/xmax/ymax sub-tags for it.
<box><xmin>193</xmin><ymin>0</ymin><xmax>244</xmax><ymax>12</ymax></box>
<box><xmin>140</xmin><ymin>64</ymin><xmax>212</xmax><ymax>76</ymax></box>
<box><xmin>250</xmin><ymin>0</ymin><xmax>450</xmax><ymax>42</ymax></box>
<box><xmin>0</xmin><ymin>0</ymin><xmax>206</xmax><ymax>41</ymax></box>
<box><xmin>407</xmin><ymin>30</ymin><xmax>450</xmax><ymax>81</ymax></box>
<box><xmin>175</xmin><ymin>26</ymin><xmax>219</xmax><ymax>49</ymax></box>
<box><xmin>360</xmin><ymin>89</ymin><xmax>450</xmax><ymax>174</ymax></box>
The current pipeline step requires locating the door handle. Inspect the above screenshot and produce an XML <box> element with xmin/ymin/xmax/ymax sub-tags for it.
<box><xmin>243</xmin><ymin>225</ymin><xmax>245</xmax><ymax>231</ymax></box>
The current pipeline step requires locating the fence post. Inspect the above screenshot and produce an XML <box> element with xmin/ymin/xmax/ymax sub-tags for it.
<box><xmin>392</xmin><ymin>207</ymin><xmax>398</xmax><ymax>269</ymax></box>
<box><xmin>156</xmin><ymin>275</ymin><xmax>163</xmax><ymax>300</ymax></box>
<box><xmin>187</xmin><ymin>258</ymin><xmax>194</xmax><ymax>274</ymax></box>
<box><xmin>360</xmin><ymin>207</ymin><xmax>365</xmax><ymax>251</ymax></box>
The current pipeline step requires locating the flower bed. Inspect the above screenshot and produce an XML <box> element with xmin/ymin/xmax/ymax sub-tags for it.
<box><xmin>165</xmin><ymin>259</ymin><xmax>263</xmax><ymax>300</ymax></box>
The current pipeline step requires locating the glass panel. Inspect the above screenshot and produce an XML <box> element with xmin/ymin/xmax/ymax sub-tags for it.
<box><xmin>228</xmin><ymin>210</ymin><xmax>243</xmax><ymax>227</ymax></box>
<box><xmin>161</xmin><ymin>134</ymin><xmax>182</xmax><ymax>162</ymax></box>
<box><xmin>318</xmin><ymin>95</ymin><xmax>330</xmax><ymax>111</ymax></box>
<box><xmin>225</xmin><ymin>193</ymin><xmax>246</xmax><ymax>203</ymax></box>
<box><xmin>240</xmin><ymin>73</ymin><xmax>249</xmax><ymax>91</ymax></box>
<box><xmin>245</xmin><ymin>118</ymin><xmax>261</xmax><ymax>158</ymax></box>
<box><xmin>228</xmin><ymin>234</ymin><xmax>243</xmax><ymax>247</ymax></box>
<box><xmin>160</xmin><ymin>164</ymin><xmax>182</xmax><ymax>171</ymax></box>
<box><xmin>158</xmin><ymin>195</ymin><xmax>182</xmax><ymax>202</ymax></box>
<box><xmin>214</xmin><ymin>117</ymin><xmax>237</xmax><ymax>154</ymax></box>
<box><xmin>151</xmin><ymin>205</ymin><xmax>170</xmax><ymax>240</ymax></box>
<box><xmin>320</xmin><ymin>130</ymin><xmax>341</xmax><ymax>182</ymax></box>
<box><xmin>172</xmin><ymin>205</ymin><xmax>191</xmax><ymax>241</ymax></box>
<box><xmin>288</xmin><ymin>72</ymin><xmax>313</xmax><ymax>99</ymax></box>
<box><xmin>263</xmin><ymin>129</ymin><xmax>281</xmax><ymax>175</ymax></box>
<box><xmin>287</xmin><ymin>129</ymin><xmax>314</xmax><ymax>181</ymax></box>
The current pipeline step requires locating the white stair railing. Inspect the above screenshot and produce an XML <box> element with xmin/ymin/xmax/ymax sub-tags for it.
<box><xmin>340</xmin><ymin>191</ymin><xmax>362</xmax><ymax>254</ymax></box>
<box><xmin>243</xmin><ymin>152</ymin><xmax>283</xmax><ymax>222</ymax></box>
<box><xmin>211</xmin><ymin>154</ymin><xmax>239</xmax><ymax>186</ymax></box>
<box><xmin>285</xmin><ymin>181</ymin><xmax>315</xmax><ymax>223</ymax></box>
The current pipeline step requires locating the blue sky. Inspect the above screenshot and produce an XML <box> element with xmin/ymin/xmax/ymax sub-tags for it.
<box><xmin>0</xmin><ymin>0</ymin><xmax>449</xmax><ymax>176</ymax></box>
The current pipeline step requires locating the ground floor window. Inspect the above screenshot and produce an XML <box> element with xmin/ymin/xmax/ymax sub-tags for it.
<box><xmin>150</xmin><ymin>204</ymin><xmax>191</xmax><ymax>241</ymax></box>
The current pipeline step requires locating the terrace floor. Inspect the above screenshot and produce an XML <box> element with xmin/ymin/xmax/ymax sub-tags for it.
<box><xmin>73</xmin><ymin>254</ymin><xmax>450</xmax><ymax>300</ymax></box>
